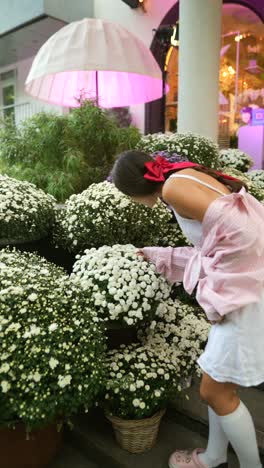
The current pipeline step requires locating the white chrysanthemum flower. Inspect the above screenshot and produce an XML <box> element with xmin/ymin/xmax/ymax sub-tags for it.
<box><xmin>0</xmin><ymin>363</ymin><xmax>10</xmax><ymax>373</ymax></box>
<box><xmin>132</xmin><ymin>399</ymin><xmax>140</xmax><ymax>407</ymax></box>
<box><xmin>49</xmin><ymin>358</ymin><xmax>59</xmax><ymax>370</ymax></box>
<box><xmin>33</xmin><ymin>372</ymin><xmax>41</xmax><ymax>382</ymax></box>
<box><xmin>1</xmin><ymin>380</ymin><xmax>11</xmax><ymax>393</ymax></box>
<box><xmin>58</xmin><ymin>375</ymin><xmax>72</xmax><ymax>388</ymax></box>
<box><xmin>28</xmin><ymin>293</ymin><xmax>38</xmax><ymax>302</ymax></box>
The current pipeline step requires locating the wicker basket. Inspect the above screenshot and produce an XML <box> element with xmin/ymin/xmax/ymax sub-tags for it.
<box><xmin>106</xmin><ymin>409</ymin><xmax>165</xmax><ymax>454</ymax></box>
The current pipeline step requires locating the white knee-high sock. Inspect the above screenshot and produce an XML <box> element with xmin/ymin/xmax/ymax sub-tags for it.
<box><xmin>198</xmin><ymin>406</ymin><xmax>228</xmax><ymax>468</ymax></box>
<box><xmin>219</xmin><ymin>401</ymin><xmax>262</xmax><ymax>468</ymax></box>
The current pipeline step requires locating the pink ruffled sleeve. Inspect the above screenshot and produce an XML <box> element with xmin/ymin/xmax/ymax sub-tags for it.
<box><xmin>142</xmin><ymin>246</ymin><xmax>223</xmax><ymax>322</ymax></box>
<box><xmin>142</xmin><ymin>246</ymin><xmax>194</xmax><ymax>283</ymax></box>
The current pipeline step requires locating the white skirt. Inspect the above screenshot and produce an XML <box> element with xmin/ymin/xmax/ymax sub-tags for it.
<box><xmin>197</xmin><ymin>290</ymin><xmax>264</xmax><ymax>387</ymax></box>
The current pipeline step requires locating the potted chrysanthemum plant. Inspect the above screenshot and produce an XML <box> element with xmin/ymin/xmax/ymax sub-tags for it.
<box><xmin>139</xmin><ymin>298</ymin><xmax>211</xmax><ymax>385</ymax></box>
<box><xmin>53</xmin><ymin>181</ymin><xmax>173</xmax><ymax>253</ymax></box>
<box><xmin>102</xmin><ymin>343</ymin><xmax>180</xmax><ymax>453</ymax></box>
<box><xmin>0</xmin><ymin>249</ymin><xmax>106</xmax><ymax>468</ymax></box>
<box><xmin>71</xmin><ymin>244</ymin><xmax>172</xmax><ymax>346</ymax></box>
<box><xmin>0</xmin><ymin>175</ymin><xmax>55</xmax><ymax>245</ymax></box>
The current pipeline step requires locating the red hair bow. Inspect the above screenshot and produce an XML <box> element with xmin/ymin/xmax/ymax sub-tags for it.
<box><xmin>144</xmin><ymin>156</ymin><xmax>200</xmax><ymax>182</ymax></box>
<box><xmin>144</xmin><ymin>155</ymin><xmax>240</xmax><ymax>183</ymax></box>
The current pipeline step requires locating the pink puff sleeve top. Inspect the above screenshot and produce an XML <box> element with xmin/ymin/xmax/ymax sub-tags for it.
<box><xmin>143</xmin><ymin>189</ymin><xmax>264</xmax><ymax>322</ymax></box>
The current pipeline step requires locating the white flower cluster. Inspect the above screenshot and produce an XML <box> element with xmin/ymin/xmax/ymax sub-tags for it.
<box><xmin>219</xmin><ymin>149</ymin><xmax>254</xmax><ymax>173</ymax></box>
<box><xmin>248</xmin><ymin>170</ymin><xmax>264</xmax><ymax>189</ymax></box>
<box><xmin>0</xmin><ymin>249</ymin><xmax>106</xmax><ymax>430</ymax></box>
<box><xmin>71</xmin><ymin>244</ymin><xmax>171</xmax><ymax>325</ymax></box>
<box><xmin>103</xmin><ymin>343</ymin><xmax>179</xmax><ymax>419</ymax></box>
<box><xmin>54</xmin><ymin>181</ymin><xmax>173</xmax><ymax>252</ymax></box>
<box><xmin>137</xmin><ymin>132</ymin><xmax>219</xmax><ymax>169</ymax></box>
<box><xmin>0</xmin><ymin>174</ymin><xmax>55</xmax><ymax>243</ymax></box>
<box><xmin>139</xmin><ymin>299</ymin><xmax>211</xmax><ymax>378</ymax></box>
<box><xmin>222</xmin><ymin>167</ymin><xmax>264</xmax><ymax>202</ymax></box>
<box><xmin>157</xmin><ymin>221</ymin><xmax>190</xmax><ymax>247</ymax></box>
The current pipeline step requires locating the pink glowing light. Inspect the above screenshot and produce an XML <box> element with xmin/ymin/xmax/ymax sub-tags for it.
<box><xmin>26</xmin><ymin>18</ymin><xmax>168</xmax><ymax>108</ymax></box>
<box><xmin>26</xmin><ymin>70</ymin><xmax>167</xmax><ymax>108</ymax></box>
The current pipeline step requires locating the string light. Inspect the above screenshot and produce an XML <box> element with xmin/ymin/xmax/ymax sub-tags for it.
<box><xmin>234</xmin><ymin>32</ymin><xmax>253</xmax><ymax>42</ymax></box>
<box><xmin>221</xmin><ymin>65</ymin><xmax>236</xmax><ymax>79</ymax></box>
<box><xmin>228</xmin><ymin>66</ymin><xmax>236</xmax><ymax>75</ymax></box>
<box><xmin>235</xmin><ymin>34</ymin><xmax>243</xmax><ymax>42</ymax></box>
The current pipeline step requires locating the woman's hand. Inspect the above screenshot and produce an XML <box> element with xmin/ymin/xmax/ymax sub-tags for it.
<box><xmin>136</xmin><ymin>250</ymin><xmax>146</xmax><ymax>260</ymax></box>
<box><xmin>136</xmin><ymin>251</ymin><xmax>148</xmax><ymax>261</ymax></box>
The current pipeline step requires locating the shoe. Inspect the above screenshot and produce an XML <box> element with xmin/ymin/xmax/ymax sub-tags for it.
<box><xmin>168</xmin><ymin>448</ymin><xmax>208</xmax><ymax>468</ymax></box>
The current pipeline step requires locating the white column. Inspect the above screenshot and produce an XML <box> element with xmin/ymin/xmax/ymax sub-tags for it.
<box><xmin>177</xmin><ymin>0</ymin><xmax>222</xmax><ymax>142</ymax></box>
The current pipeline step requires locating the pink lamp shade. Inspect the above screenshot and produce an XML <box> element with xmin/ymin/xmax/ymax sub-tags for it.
<box><xmin>25</xmin><ymin>18</ymin><xmax>167</xmax><ymax>108</ymax></box>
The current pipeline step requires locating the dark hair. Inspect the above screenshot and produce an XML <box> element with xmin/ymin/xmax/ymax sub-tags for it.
<box><xmin>112</xmin><ymin>150</ymin><xmax>247</xmax><ymax>196</ymax></box>
<box><xmin>112</xmin><ymin>151</ymin><xmax>160</xmax><ymax>196</ymax></box>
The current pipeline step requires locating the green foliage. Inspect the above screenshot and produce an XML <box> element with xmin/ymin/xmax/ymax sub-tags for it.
<box><xmin>65</xmin><ymin>102</ymin><xmax>119</xmax><ymax>167</ymax></box>
<box><xmin>0</xmin><ymin>101</ymin><xmax>140</xmax><ymax>202</ymax></box>
<box><xmin>116</xmin><ymin>126</ymin><xmax>141</xmax><ymax>153</ymax></box>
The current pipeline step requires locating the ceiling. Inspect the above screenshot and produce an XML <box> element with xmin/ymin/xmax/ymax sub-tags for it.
<box><xmin>0</xmin><ymin>17</ymin><xmax>66</xmax><ymax>68</ymax></box>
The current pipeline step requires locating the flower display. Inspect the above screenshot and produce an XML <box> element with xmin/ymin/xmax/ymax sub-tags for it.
<box><xmin>137</xmin><ymin>132</ymin><xmax>219</xmax><ymax>169</ymax></box>
<box><xmin>151</xmin><ymin>150</ymin><xmax>189</xmax><ymax>163</ymax></box>
<box><xmin>157</xmin><ymin>222</ymin><xmax>190</xmax><ymax>248</ymax></box>
<box><xmin>71</xmin><ymin>244</ymin><xmax>172</xmax><ymax>325</ymax></box>
<box><xmin>0</xmin><ymin>249</ymin><xmax>106</xmax><ymax>430</ymax></box>
<box><xmin>218</xmin><ymin>149</ymin><xmax>254</xmax><ymax>173</ymax></box>
<box><xmin>0</xmin><ymin>174</ymin><xmax>55</xmax><ymax>244</ymax></box>
<box><xmin>139</xmin><ymin>299</ymin><xmax>210</xmax><ymax>378</ymax></box>
<box><xmin>53</xmin><ymin>181</ymin><xmax>174</xmax><ymax>253</ymax></box>
<box><xmin>103</xmin><ymin>343</ymin><xmax>179</xmax><ymax>420</ymax></box>
<box><xmin>248</xmin><ymin>170</ymin><xmax>264</xmax><ymax>189</ymax></box>
<box><xmin>222</xmin><ymin>167</ymin><xmax>264</xmax><ymax>201</ymax></box>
